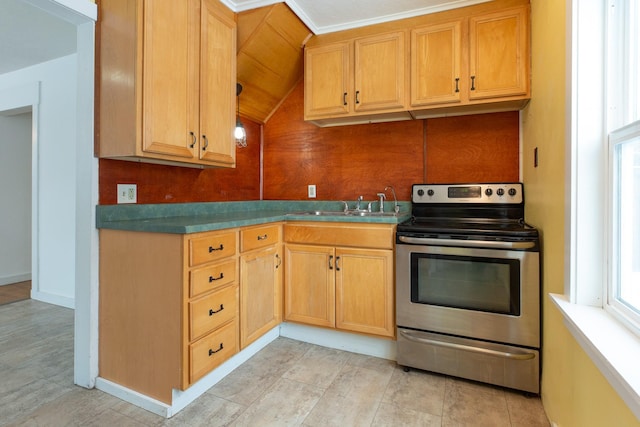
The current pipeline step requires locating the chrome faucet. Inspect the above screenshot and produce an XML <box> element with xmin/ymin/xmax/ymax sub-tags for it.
<box><xmin>384</xmin><ymin>185</ymin><xmax>399</xmax><ymax>214</ymax></box>
<box><xmin>355</xmin><ymin>195</ymin><xmax>364</xmax><ymax>211</ymax></box>
<box><xmin>377</xmin><ymin>192</ymin><xmax>386</xmax><ymax>213</ymax></box>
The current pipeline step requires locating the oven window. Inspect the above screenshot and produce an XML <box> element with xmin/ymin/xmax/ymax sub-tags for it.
<box><xmin>410</xmin><ymin>253</ymin><xmax>521</xmax><ymax>315</ymax></box>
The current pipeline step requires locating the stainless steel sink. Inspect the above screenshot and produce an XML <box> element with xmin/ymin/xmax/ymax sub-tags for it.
<box><xmin>287</xmin><ymin>210</ymin><xmax>398</xmax><ymax>217</ymax></box>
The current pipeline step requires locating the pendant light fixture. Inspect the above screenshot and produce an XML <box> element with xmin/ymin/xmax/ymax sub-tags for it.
<box><xmin>234</xmin><ymin>83</ymin><xmax>247</xmax><ymax>148</ymax></box>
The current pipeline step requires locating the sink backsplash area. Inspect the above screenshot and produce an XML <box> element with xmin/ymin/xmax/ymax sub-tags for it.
<box><xmin>99</xmin><ymin>81</ymin><xmax>519</xmax><ymax>206</ymax></box>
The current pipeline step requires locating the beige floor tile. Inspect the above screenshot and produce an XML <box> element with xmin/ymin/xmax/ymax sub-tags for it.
<box><xmin>165</xmin><ymin>394</ymin><xmax>246</xmax><ymax>427</ymax></box>
<box><xmin>372</xmin><ymin>402</ymin><xmax>442</xmax><ymax>427</ymax></box>
<box><xmin>209</xmin><ymin>338</ymin><xmax>311</xmax><ymax>406</ymax></box>
<box><xmin>282</xmin><ymin>344</ymin><xmax>350</xmax><ymax>389</ymax></box>
<box><xmin>303</xmin><ymin>362</ymin><xmax>393</xmax><ymax>427</ymax></box>
<box><xmin>381</xmin><ymin>367</ymin><xmax>447</xmax><ymax>416</ymax></box>
<box><xmin>442</xmin><ymin>378</ymin><xmax>511</xmax><ymax>427</ymax></box>
<box><xmin>232</xmin><ymin>378</ymin><xmax>324</xmax><ymax>426</ymax></box>
<box><xmin>505</xmin><ymin>390</ymin><xmax>550</xmax><ymax>427</ymax></box>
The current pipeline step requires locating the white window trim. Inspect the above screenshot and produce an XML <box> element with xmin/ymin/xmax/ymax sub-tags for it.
<box><xmin>559</xmin><ymin>0</ymin><xmax>640</xmax><ymax>420</ymax></box>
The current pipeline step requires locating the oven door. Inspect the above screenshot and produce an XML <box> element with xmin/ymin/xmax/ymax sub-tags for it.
<box><xmin>396</xmin><ymin>240</ymin><xmax>539</xmax><ymax>348</ymax></box>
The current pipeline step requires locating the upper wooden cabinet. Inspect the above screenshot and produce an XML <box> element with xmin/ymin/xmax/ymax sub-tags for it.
<box><xmin>304</xmin><ymin>31</ymin><xmax>411</xmax><ymax>126</ymax></box>
<box><xmin>468</xmin><ymin>6</ymin><xmax>529</xmax><ymax>101</ymax></box>
<box><xmin>96</xmin><ymin>0</ymin><xmax>236</xmax><ymax>168</ymax></box>
<box><xmin>304</xmin><ymin>0</ymin><xmax>530</xmax><ymax>126</ymax></box>
<box><xmin>410</xmin><ymin>5</ymin><xmax>530</xmax><ymax>116</ymax></box>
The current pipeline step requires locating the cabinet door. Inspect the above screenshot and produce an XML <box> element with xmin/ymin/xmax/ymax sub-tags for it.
<box><xmin>335</xmin><ymin>248</ymin><xmax>394</xmax><ymax>337</ymax></box>
<box><xmin>354</xmin><ymin>31</ymin><xmax>406</xmax><ymax>112</ymax></box>
<box><xmin>240</xmin><ymin>245</ymin><xmax>282</xmax><ymax>348</ymax></box>
<box><xmin>468</xmin><ymin>6</ymin><xmax>529</xmax><ymax>100</ymax></box>
<box><xmin>411</xmin><ymin>21</ymin><xmax>463</xmax><ymax>107</ymax></box>
<box><xmin>141</xmin><ymin>0</ymin><xmax>196</xmax><ymax>160</ymax></box>
<box><xmin>284</xmin><ymin>244</ymin><xmax>335</xmax><ymax>328</ymax></box>
<box><xmin>199</xmin><ymin>0</ymin><xmax>237</xmax><ymax>166</ymax></box>
<box><xmin>304</xmin><ymin>42</ymin><xmax>352</xmax><ymax>119</ymax></box>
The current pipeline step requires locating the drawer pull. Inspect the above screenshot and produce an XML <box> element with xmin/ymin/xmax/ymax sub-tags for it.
<box><xmin>336</xmin><ymin>256</ymin><xmax>341</xmax><ymax>271</ymax></box>
<box><xmin>275</xmin><ymin>254</ymin><xmax>281</xmax><ymax>268</ymax></box>
<box><xmin>329</xmin><ymin>255</ymin><xmax>334</xmax><ymax>270</ymax></box>
<box><xmin>470</xmin><ymin>75</ymin><xmax>476</xmax><ymax>91</ymax></box>
<box><xmin>209</xmin><ymin>244</ymin><xmax>224</xmax><ymax>253</ymax></box>
<box><xmin>209</xmin><ymin>304</ymin><xmax>224</xmax><ymax>316</ymax></box>
<box><xmin>209</xmin><ymin>273</ymin><xmax>224</xmax><ymax>282</ymax></box>
<box><xmin>257</xmin><ymin>234</ymin><xmax>268</xmax><ymax>240</ymax></box>
<box><xmin>208</xmin><ymin>343</ymin><xmax>223</xmax><ymax>356</ymax></box>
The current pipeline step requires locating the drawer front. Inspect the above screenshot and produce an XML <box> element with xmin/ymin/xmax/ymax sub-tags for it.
<box><xmin>189</xmin><ymin>231</ymin><xmax>237</xmax><ymax>267</ymax></box>
<box><xmin>190</xmin><ymin>285</ymin><xmax>237</xmax><ymax>341</ymax></box>
<box><xmin>189</xmin><ymin>319</ymin><xmax>238</xmax><ymax>384</ymax></box>
<box><xmin>284</xmin><ymin>222</ymin><xmax>394</xmax><ymax>249</ymax></box>
<box><xmin>241</xmin><ymin>224</ymin><xmax>280</xmax><ymax>252</ymax></box>
<box><xmin>190</xmin><ymin>259</ymin><xmax>237</xmax><ymax>297</ymax></box>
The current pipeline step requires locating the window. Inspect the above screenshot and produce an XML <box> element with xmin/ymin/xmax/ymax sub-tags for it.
<box><xmin>606</xmin><ymin>0</ymin><xmax>640</xmax><ymax>334</ymax></box>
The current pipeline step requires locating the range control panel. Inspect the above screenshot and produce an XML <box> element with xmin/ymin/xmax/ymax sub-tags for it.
<box><xmin>412</xmin><ymin>183</ymin><xmax>524</xmax><ymax>204</ymax></box>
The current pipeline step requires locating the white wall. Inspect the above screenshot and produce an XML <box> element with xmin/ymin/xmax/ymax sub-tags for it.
<box><xmin>0</xmin><ymin>112</ymin><xmax>32</xmax><ymax>285</ymax></box>
<box><xmin>0</xmin><ymin>54</ymin><xmax>78</xmax><ymax>307</ymax></box>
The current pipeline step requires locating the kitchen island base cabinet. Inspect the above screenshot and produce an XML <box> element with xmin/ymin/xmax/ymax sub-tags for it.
<box><xmin>283</xmin><ymin>222</ymin><xmax>395</xmax><ymax>339</ymax></box>
<box><xmin>99</xmin><ymin>228</ymin><xmax>239</xmax><ymax>404</ymax></box>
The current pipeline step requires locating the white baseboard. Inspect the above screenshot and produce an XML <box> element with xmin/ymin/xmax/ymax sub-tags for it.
<box><xmin>279</xmin><ymin>322</ymin><xmax>397</xmax><ymax>361</ymax></box>
<box><xmin>0</xmin><ymin>273</ymin><xmax>31</xmax><ymax>286</ymax></box>
<box><xmin>96</xmin><ymin>326</ymin><xmax>280</xmax><ymax>418</ymax></box>
<box><xmin>31</xmin><ymin>290</ymin><xmax>74</xmax><ymax>309</ymax></box>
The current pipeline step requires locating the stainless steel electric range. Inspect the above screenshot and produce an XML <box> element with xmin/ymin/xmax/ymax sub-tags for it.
<box><xmin>395</xmin><ymin>182</ymin><xmax>540</xmax><ymax>394</ymax></box>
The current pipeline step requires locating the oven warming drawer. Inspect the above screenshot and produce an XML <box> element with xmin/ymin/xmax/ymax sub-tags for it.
<box><xmin>397</xmin><ymin>328</ymin><xmax>540</xmax><ymax>394</ymax></box>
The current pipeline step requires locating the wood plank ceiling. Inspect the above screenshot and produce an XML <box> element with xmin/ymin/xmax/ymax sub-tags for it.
<box><xmin>236</xmin><ymin>3</ymin><xmax>312</xmax><ymax>124</ymax></box>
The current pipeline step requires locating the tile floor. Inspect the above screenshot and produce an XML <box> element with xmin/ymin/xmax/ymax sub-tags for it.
<box><xmin>1</xmin><ymin>299</ymin><xmax>550</xmax><ymax>426</ymax></box>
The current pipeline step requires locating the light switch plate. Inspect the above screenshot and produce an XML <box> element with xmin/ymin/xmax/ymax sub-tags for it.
<box><xmin>308</xmin><ymin>184</ymin><xmax>316</xmax><ymax>199</ymax></box>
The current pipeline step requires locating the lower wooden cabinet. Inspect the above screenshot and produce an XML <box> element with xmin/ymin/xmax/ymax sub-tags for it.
<box><xmin>284</xmin><ymin>222</ymin><xmax>395</xmax><ymax>338</ymax></box>
<box><xmin>239</xmin><ymin>223</ymin><xmax>283</xmax><ymax>348</ymax></box>
<box><xmin>99</xmin><ymin>228</ymin><xmax>240</xmax><ymax>404</ymax></box>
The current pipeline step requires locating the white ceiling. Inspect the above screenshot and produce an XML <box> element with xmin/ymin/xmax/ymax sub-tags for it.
<box><xmin>0</xmin><ymin>0</ymin><xmax>77</xmax><ymax>75</ymax></box>
<box><xmin>0</xmin><ymin>0</ymin><xmax>488</xmax><ymax>76</ymax></box>
<box><xmin>224</xmin><ymin>0</ymin><xmax>491</xmax><ymax>34</ymax></box>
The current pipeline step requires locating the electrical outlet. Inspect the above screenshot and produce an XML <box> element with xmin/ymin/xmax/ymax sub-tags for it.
<box><xmin>117</xmin><ymin>184</ymin><xmax>137</xmax><ymax>204</ymax></box>
<box><xmin>308</xmin><ymin>184</ymin><xmax>316</xmax><ymax>199</ymax></box>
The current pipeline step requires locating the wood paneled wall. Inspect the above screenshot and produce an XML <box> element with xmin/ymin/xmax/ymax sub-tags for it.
<box><xmin>263</xmin><ymin>80</ymin><xmax>519</xmax><ymax>201</ymax></box>
<box><xmin>98</xmin><ymin>80</ymin><xmax>519</xmax><ymax>204</ymax></box>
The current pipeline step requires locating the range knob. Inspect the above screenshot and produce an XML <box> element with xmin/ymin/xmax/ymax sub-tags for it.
<box><xmin>508</xmin><ymin>188</ymin><xmax>517</xmax><ymax>197</ymax></box>
<box><xmin>427</xmin><ymin>189</ymin><xmax>435</xmax><ymax>196</ymax></box>
<box><xmin>485</xmin><ymin>188</ymin><xmax>493</xmax><ymax>196</ymax></box>
<box><xmin>497</xmin><ymin>188</ymin><xmax>505</xmax><ymax>196</ymax></box>
<box><xmin>417</xmin><ymin>189</ymin><xmax>424</xmax><ymax>196</ymax></box>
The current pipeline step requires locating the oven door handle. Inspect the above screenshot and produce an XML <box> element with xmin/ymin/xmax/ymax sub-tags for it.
<box><xmin>397</xmin><ymin>235</ymin><xmax>536</xmax><ymax>250</ymax></box>
<box><xmin>399</xmin><ymin>329</ymin><xmax>536</xmax><ymax>360</ymax></box>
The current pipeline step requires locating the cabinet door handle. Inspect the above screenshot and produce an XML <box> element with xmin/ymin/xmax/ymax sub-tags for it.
<box><xmin>275</xmin><ymin>254</ymin><xmax>281</xmax><ymax>268</ymax></box>
<box><xmin>470</xmin><ymin>76</ymin><xmax>476</xmax><ymax>91</ymax></box>
<box><xmin>455</xmin><ymin>78</ymin><xmax>460</xmax><ymax>93</ymax></box>
<box><xmin>335</xmin><ymin>256</ymin><xmax>341</xmax><ymax>271</ymax></box>
<box><xmin>189</xmin><ymin>131</ymin><xmax>197</xmax><ymax>148</ymax></box>
<box><xmin>202</xmin><ymin>134</ymin><xmax>209</xmax><ymax>151</ymax></box>
<box><xmin>209</xmin><ymin>244</ymin><xmax>224</xmax><ymax>253</ymax></box>
<box><xmin>208</xmin><ymin>343</ymin><xmax>224</xmax><ymax>356</ymax></box>
<box><xmin>329</xmin><ymin>255</ymin><xmax>334</xmax><ymax>270</ymax></box>
<box><xmin>257</xmin><ymin>234</ymin><xmax>268</xmax><ymax>241</ymax></box>
<box><xmin>343</xmin><ymin>92</ymin><xmax>348</xmax><ymax>106</ymax></box>
<box><xmin>209</xmin><ymin>304</ymin><xmax>224</xmax><ymax>316</ymax></box>
<box><xmin>209</xmin><ymin>273</ymin><xmax>224</xmax><ymax>282</ymax></box>
<box><xmin>355</xmin><ymin>90</ymin><xmax>360</xmax><ymax>104</ymax></box>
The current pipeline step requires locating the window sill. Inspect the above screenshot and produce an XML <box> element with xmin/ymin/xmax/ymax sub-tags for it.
<box><xmin>550</xmin><ymin>293</ymin><xmax>640</xmax><ymax>419</ymax></box>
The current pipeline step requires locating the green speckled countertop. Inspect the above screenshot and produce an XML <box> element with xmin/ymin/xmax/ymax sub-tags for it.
<box><xmin>96</xmin><ymin>200</ymin><xmax>412</xmax><ymax>234</ymax></box>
